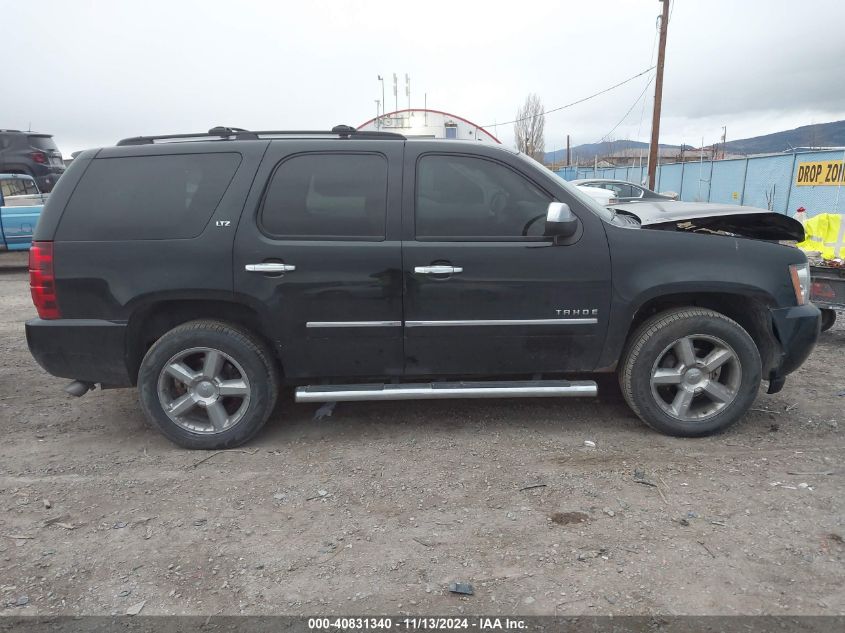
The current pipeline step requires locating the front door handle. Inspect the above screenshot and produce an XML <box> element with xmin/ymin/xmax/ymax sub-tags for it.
<box><xmin>414</xmin><ymin>265</ymin><xmax>463</xmax><ymax>275</ymax></box>
<box><xmin>245</xmin><ymin>263</ymin><xmax>296</xmax><ymax>273</ymax></box>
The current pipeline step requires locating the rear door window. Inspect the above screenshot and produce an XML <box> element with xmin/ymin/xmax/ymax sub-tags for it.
<box><xmin>260</xmin><ymin>153</ymin><xmax>387</xmax><ymax>240</ymax></box>
<box><xmin>57</xmin><ymin>153</ymin><xmax>241</xmax><ymax>241</ymax></box>
<box><xmin>612</xmin><ymin>183</ymin><xmax>637</xmax><ymax>198</ymax></box>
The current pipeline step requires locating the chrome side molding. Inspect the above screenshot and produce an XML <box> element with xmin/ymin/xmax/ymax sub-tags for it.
<box><xmin>305</xmin><ymin>318</ymin><xmax>597</xmax><ymax>328</ymax></box>
<box><xmin>295</xmin><ymin>380</ymin><xmax>598</xmax><ymax>402</ymax></box>
<box><xmin>405</xmin><ymin>318</ymin><xmax>598</xmax><ymax>327</ymax></box>
<box><xmin>306</xmin><ymin>321</ymin><xmax>402</xmax><ymax>328</ymax></box>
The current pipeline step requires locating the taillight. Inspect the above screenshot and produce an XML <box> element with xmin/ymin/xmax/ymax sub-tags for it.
<box><xmin>29</xmin><ymin>241</ymin><xmax>61</xmax><ymax>319</ymax></box>
<box><xmin>811</xmin><ymin>281</ymin><xmax>836</xmax><ymax>300</ymax></box>
<box><xmin>31</xmin><ymin>151</ymin><xmax>47</xmax><ymax>164</ymax></box>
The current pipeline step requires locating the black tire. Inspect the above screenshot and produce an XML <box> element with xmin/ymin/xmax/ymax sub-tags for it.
<box><xmin>138</xmin><ymin>320</ymin><xmax>279</xmax><ymax>449</ymax></box>
<box><xmin>820</xmin><ymin>309</ymin><xmax>837</xmax><ymax>332</ymax></box>
<box><xmin>619</xmin><ymin>307</ymin><xmax>761</xmax><ymax>437</ymax></box>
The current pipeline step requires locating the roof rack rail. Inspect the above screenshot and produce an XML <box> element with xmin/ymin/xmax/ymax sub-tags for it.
<box><xmin>116</xmin><ymin>125</ymin><xmax>405</xmax><ymax>146</ymax></box>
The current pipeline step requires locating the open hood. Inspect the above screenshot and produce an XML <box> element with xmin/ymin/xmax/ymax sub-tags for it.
<box><xmin>611</xmin><ymin>201</ymin><xmax>805</xmax><ymax>241</ymax></box>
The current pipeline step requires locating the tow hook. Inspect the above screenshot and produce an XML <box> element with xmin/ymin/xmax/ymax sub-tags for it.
<box><xmin>65</xmin><ymin>380</ymin><xmax>95</xmax><ymax>397</ymax></box>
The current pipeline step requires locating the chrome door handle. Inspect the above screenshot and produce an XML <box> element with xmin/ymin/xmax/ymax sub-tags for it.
<box><xmin>245</xmin><ymin>263</ymin><xmax>296</xmax><ymax>273</ymax></box>
<box><xmin>414</xmin><ymin>265</ymin><xmax>463</xmax><ymax>275</ymax></box>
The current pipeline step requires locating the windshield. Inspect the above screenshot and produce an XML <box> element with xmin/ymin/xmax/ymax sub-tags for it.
<box><xmin>512</xmin><ymin>152</ymin><xmax>616</xmax><ymax>221</ymax></box>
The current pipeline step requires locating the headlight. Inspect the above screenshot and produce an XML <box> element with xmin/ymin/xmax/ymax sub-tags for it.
<box><xmin>789</xmin><ymin>263</ymin><xmax>810</xmax><ymax>305</ymax></box>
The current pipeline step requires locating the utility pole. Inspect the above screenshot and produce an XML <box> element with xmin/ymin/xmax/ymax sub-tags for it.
<box><xmin>647</xmin><ymin>0</ymin><xmax>671</xmax><ymax>190</ymax></box>
<box><xmin>566</xmin><ymin>134</ymin><xmax>571</xmax><ymax>167</ymax></box>
<box><xmin>377</xmin><ymin>75</ymin><xmax>385</xmax><ymax>127</ymax></box>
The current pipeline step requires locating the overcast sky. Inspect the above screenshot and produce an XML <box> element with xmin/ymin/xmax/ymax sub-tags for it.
<box><xmin>7</xmin><ymin>0</ymin><xmax>845</xmax><ymax>156</ymax></box>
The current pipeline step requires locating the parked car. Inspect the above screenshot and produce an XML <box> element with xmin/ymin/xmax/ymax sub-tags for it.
<box><xmin>0</xmin><ymin>173</ymin><xmax>46</xmax><ymax>251</ymax></box>
<box><xmin>0</xmin><ymin>130</ymin><xmax>66</xmax><ymax>192</ymax></box>
<box><xmin>575</xmin><ymin>184</ymin><xmax>616</xmax><ymax>205</ymax></box>
<box><xmin>26</xmin><ymin>125</ymin><xmax>819</xmax><ymax>449</ymax></box>
<box><xmin>571</xmin><ymin>178</ymin><xmax>676</xmax><ymax>202</ymax></box>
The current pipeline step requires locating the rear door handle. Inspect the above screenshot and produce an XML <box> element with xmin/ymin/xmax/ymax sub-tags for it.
<box><xmin>245</xmin><ymin>263</ymin><xmax>296</xmax><ymax>273</ymax></box>
<box><xmin>414</xmin><ymin>265</ymin><xmax>463</xmax><ymax>275</ymax></box>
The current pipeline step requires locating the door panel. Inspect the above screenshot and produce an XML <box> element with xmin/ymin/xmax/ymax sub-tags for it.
<box><xmin>233</xmin><ymin>140</ymin><xmax>404</xmax><ymax>379</ymax></box>
<box><xmin>401</xmin><ymin>145</ymin><xmax>612</xmax><ymax>376</ymax></box>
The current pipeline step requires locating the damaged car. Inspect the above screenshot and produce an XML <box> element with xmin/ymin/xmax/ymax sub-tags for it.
<box><xmin>25</xmin><ymin>127</ymin><xmax>820</xmax><ymax>448</ymax></box>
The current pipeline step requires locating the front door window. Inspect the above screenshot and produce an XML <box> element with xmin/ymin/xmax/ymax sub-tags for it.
<box><xmin>415</xmin><ymin>154</ymin><xmax>552</xmax><ymax>239</ymax></box>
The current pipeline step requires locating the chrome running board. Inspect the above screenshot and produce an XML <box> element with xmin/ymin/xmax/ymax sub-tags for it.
<box><xmin>295</xmin><ymin>380</ymin><xmax>597</xmax><ymax>403</ymax></box>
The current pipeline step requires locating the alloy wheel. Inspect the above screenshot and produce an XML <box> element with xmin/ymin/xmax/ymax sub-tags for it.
<box><xmin>649</xmin><ymin>334</ymin><xmax>742</xmax><ymax>422</ymax></box>
<box><xmin>156</xmin><ymin>347</ymin><xmax>251</xmax><ymax>434</ymax></box>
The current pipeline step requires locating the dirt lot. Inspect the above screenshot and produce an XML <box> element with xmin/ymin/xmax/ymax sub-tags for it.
<box><xmin>0</xmin><ymin>251</ymin><xmax>843</xmax><ymax>617</ymax></box>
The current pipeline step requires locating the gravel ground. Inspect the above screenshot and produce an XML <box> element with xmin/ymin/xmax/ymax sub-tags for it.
<box><xmin>0</xmin><ymin>251</ymin><xmax>843</xmax><ymax>616</ymax></box>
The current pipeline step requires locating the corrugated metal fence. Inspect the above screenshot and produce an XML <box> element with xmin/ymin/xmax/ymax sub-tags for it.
<box><xmin>555</xmin><ymin>149</ymin><xmax>845</xmax><ymax>218</ymax></box>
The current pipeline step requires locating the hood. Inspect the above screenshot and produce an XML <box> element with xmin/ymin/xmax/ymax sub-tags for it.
<box><xmin>611</xmin><ymin>201</ymin><xmax>805</xmax><ymax>241</ymax></box>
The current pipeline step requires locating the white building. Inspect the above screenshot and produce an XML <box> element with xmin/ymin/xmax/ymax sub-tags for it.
<box><xmin>357</xmin><ymin>108</ymin><xmax>500</xmax><ymax>144</ymax></box>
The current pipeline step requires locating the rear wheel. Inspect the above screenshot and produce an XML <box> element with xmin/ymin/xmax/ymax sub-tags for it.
<box><xmin>820</xmin><ymin>308</ymin><xmax>837</xmax><ymax>332</ymax></box>
<box><xmin>620</xmin><ymin>308</ymin><xmax>761</xmax><ymax>437</ymax></box>
<box><xmin>138</xmin><ymin>320</ymin><xmax>278</xmax><ymax>449</ymax></box>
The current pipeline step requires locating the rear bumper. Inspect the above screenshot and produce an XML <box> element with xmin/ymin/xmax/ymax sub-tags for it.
<box><xmin>769</xmin><ymin>303</ymin><xmax>820</xmax><ymax>379</ymax></box>
<box><xmin>26</xmin><ymin>318</ymin><xmax>132</xmax><ymax>386</ymax></box>
<box><xmin>33</xmin><ymin>172</ymin><xmax>63</xmax><ymax>193</ymax></box>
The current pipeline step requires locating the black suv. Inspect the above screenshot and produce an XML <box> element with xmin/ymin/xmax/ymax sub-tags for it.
<box><xmin>26</xmin><ymin>126</ymin><xmax>820</xmax><ymax>449</ymax></box>
<box><xmin>0</xmin><ymin>130</ymin><xmax>66</xmax><ymax>192</ymax></box>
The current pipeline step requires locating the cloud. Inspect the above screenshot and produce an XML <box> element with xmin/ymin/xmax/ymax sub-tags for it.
<box><xmin>5</xmin><ymin>0</ymin><xmax>844</xmax><ymax>154</ymax></box>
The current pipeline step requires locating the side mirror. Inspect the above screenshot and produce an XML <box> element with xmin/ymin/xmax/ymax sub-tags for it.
<box><xmin>545</xmin><ymin>202</ymin><xmax>578</xmax><ymax>238</ymax></box>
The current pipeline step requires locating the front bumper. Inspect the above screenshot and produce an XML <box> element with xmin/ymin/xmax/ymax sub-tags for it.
<box><xmin>26</xmin><ymin>318</ymin><xmax>132</xmax><ymax>386</ymax></box>
<box><xmin>768</xmin><ymin>303</ymin><xmax>820</xmax><ymax>385</ymax></box>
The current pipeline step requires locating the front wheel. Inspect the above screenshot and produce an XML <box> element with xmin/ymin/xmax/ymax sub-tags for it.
<box><xmin>619</xmin><ymin>308</ymin><xmax>761</xmax><ymax>437</ymax></box>
<box><xmin>138</xmin><ymin>320</ymin><xmax>279</xmax><ymax>449</ymax></box>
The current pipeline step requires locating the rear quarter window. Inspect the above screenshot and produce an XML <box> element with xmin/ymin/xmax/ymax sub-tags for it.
<box><xmin>56</xmin><ymin>153</ymin><xmax>241</xmax><ymax>241</ymax></box>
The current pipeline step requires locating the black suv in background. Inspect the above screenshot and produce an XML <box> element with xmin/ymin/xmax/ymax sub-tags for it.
<box><xmin>26</xmin><ymin>126</ymin><xmax>820</xmax><ymax>449</ymax></box>
<box><xmin>0</xmin><ymin>130</ymin><xmax>65</xmax><ymax>192</ymax></box>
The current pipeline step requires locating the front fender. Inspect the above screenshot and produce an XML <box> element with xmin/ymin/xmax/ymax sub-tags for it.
<box><xmin>597</xmin><ymin>224</ymin><xmax>804</xmax><ymax>370</ymax></box>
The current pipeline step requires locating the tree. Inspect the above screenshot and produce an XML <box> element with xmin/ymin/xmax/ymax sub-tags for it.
<box><xmin>514</xmin><ymin>94</ymin><xmax>545</xmax><ymax>161</ymax></box>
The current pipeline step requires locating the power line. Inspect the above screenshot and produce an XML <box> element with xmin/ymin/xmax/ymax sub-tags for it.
<box><xmin>596</xmin><ymin>73</ymin><xmax>656</xmax><ymax>144</ymax></box>
<box><xmin>484</xmin><ymin>66</ymin><xmax>656</xmax><ymax>128</ymax></box>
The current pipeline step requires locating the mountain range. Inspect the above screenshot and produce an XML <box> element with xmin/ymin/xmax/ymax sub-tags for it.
<box><xmin>545</xmin><ymin>119</ymin><xmax>845</xmax><ymax>164</ymax></box>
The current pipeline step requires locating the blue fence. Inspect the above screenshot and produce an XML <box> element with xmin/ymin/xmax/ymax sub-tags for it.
<box><xmin>555</xmin><ymin>149</ymin><xmax>845</xmax><ymax>218</ymax></box>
